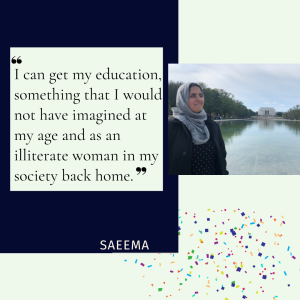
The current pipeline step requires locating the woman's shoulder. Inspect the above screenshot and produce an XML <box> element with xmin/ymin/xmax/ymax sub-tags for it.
<box><xmin>206</xmin><ymin>116</ymin><xmax>219</xmax><ymax>126</ymax></box>
<box><xmin>168</xmin><ymin>116</ymin><xmax>185</xmax><ymax>133</ymax></box>
<box><xmin>168</xmin><ymin>116</ymin><xmax>182</xmax><ymax>125</ymax></box>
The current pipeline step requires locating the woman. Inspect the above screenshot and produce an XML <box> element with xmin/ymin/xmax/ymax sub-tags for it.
<box><xmin>168</xmin><ymin>82</ymin><xmax>229</xmax><ymax>175</ymax></box>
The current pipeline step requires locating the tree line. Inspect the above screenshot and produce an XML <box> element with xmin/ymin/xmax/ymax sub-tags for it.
<box><xmin>282</xmin><ymin>105</ymin><xmax>300</xmax><ymax>120</ymax></box>
<box><xmin>169</xmin><ymin>81</ymin><xmax>256</xmax><ymax>118</ymax></box>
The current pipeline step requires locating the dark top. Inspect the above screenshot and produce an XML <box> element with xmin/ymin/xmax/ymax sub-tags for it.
<box><xmin>168</xmin><ymin>116</ymin><xmax>229</xmax><ymax>175</ymax></box>
<box><xmin>192</xmin><ymin>139</ymin><xmax>217</xmax><ymax>175</ymax></box>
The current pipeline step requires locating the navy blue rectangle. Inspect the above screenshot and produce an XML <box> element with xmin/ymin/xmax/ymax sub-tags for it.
<box><xmin>3</xmin><ymin>1</ymin><xmax>179</xmax><ymax>252</ymax></box>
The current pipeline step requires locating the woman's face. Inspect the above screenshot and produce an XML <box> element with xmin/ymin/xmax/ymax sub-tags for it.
<box><xmin>188</xmin><ymin>86</ymin><xmax>204</xmax><ymax>113</ymax></box>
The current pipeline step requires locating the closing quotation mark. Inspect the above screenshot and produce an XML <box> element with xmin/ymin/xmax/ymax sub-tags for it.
<box><xmin>11</xmin><ymin>56</ymin><xmax>22</xmax><ymax>64</ymax></box>
<box><xmin>136</xmin><ymin>167</ymin><xmax>147</xmax><ymax>175</ymax></box>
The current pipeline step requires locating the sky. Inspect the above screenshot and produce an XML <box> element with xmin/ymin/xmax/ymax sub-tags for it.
<box><xmin>168</xmin><ymin>64</ymin><xmax>300</xmax><ymax>112</ymax></box>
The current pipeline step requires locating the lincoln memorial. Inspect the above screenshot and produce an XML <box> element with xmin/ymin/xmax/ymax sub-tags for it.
<box><xmin>258</xmin><ymin>107</ymin><xmax>276</xmax><ymax>116</ymax></box>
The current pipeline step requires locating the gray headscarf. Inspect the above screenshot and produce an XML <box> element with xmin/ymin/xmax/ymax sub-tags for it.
<box><xmin>171</xmin><ymin>82</ymin><xmax>210</xmax><ymax>145</ymax></box>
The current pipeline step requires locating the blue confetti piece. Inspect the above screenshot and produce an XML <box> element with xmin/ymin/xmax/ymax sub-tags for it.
<box><xmin>250</xmin><ymin>222</ymin><xmax>255</xmax><ymax>225</ymax></box>
<box><xmin>287</xmin><ymin>246</ymin><xmax>290</xmax><ymax>251</ymax></box>
<box><xmin>180</xmin><ymin>268</ymin><xmax>183</xmax><ymax>271</ymax></box>
<box><xmin>284</xmin><ymin>271</ymin><xmax>287</xmax><ymax>276</ymax></box>
<box><xmin>199</xmin><ymin>259</ymin><xmax>203</xmax><ymax>261</ymax></box>
<box><xmin>135</xmin><ymin>259</ymin><xmax>137</xmax><ymax>263</ymax></box>
<box><xmin>223</xmin><ymin>242</ymin><xmax>227</xmax><ymax>245</ymax></box>
<box><xmin>241</xmin><ymin>224</ymin><xmax>244</xmax><ymax>228</ymax></box>
<box><xmin>265</xmin><ymin>256</ymin><xmax>268</xmax><ymax>259</ymax></box>
<box><xmin>124</xmin><ymin>259</ymin><xmax>127</xmax><ymax>261</ymax></box>
<box><xmin>187</xmin><ymin>274</ymin><xmax>191</xmax><ymax>277</ymax></box>
<box><xmin>226</xmin><ymin>255</ymin><xmax>231</xmax><ymax>257</ymax></box>
<box><xmin>148</xmin><ymin>265</ymin><xmax>152</xmax><ymax>268</ymax></box>
<box><xmin>173</xmin><ymin>254</ymin><xmax>174</xmax><ymax>257</ymax></box>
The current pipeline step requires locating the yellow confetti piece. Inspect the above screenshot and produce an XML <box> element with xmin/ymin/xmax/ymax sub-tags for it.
<box><xmin>249</xmin><ymin>281</ymin><xmax>252</xmax><ymax>283</ymax></box>
<box><xmin>241</xmin><ymin>264</ymin><xmax>243</xmax><ymax>268</ymax></box>
<box><xmin>207</xmin><ymin>209</ymin><xmax>210</xmax><ymax>211</ymax></box>
<box><xmin>235</xmin><ymin>265</ymin><xmax>237</xmax><ymax>269</ymax></box>
<box><xmin>225</xmin><ymin>298</ymin><xmax>229</xmax><ymax>300</ymax></box>
<box><xmin>220</xmin><ymin>231</ymin><xmax>223</xmax><ymax>235</ymax></box>
<box><xmin>217</xmin><ymin>265</ymin><xmax>220</xmax><ymax>267</ymax></box>
<box><xmin>236</xmin><ymin>285</ymin><xmax>240</xmax><ymax>288</ymax></box>
<box><xmin>221</xmin><ymin>271</ymin><xmax>224</xmax><ymax>275</ymax></box>
<box><xmin>256</xmin><ymin>291</ymin><xmax>258</xmax><ymax>294</ymax></box>
<box><xmin>189</xmin><ymin>271</ymin><xmax>192</xmax><ymax>274</ymax></box>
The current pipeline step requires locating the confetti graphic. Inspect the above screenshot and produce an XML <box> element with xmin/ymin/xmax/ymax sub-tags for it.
<box><xmin>124</xmin><ymin>208</ymin><xmax>299</xmax><ymax>299</ymax></box>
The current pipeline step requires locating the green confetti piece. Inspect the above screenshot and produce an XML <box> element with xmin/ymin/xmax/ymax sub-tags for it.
<box><xmin>188</xmin><ymin>256</ymin><xmax>192</xmax><ymax>260</ymax></box>
<box><xmin>192</xmin><ymin>250</ymin><xmax>195</xmax><ymax>253</ymax></box>
<box><xmin>185</xmin><ymin>278</ymin><xmax>187</xmax><ymax>281</ymax></box>
<box><xmin>158</xmin><ymin>288</ymin><xmax>163</xmax><ymax>292</ymax></box>
<box><xmin>190</xmin><ymin>266</ymin><xmax>193</xmax><ymax>269</ymax></box>
<box><xmin>180</xmin><ymin>283</ymin><xmax>182</xmax><ymax>285</ymax></box>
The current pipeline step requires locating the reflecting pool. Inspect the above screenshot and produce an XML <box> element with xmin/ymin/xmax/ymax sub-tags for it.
<box><xmin>218</xmin><ymin>120</ymin><xmax>300</xmax><ymax>175</ymax></box>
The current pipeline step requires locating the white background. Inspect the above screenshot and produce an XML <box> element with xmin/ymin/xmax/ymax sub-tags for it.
<box><xmin>10</xmin><ymin>48</ymin><xmax>163</xmax><ymax>191</ymax></box>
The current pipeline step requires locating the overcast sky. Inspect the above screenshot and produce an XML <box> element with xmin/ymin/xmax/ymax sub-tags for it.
<box><xmin>168</xmin><ymin>64</ymin><xmax>300</xmax><ymax>112</ymax></box>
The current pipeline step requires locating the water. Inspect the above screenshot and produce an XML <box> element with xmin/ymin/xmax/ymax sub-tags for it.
<box><xmin>218</xmin><ymin>120</ymin><xmax>300</xmax><ymax>175</ymax></box>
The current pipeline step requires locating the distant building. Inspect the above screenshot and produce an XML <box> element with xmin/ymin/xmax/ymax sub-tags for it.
<box><xmin>258</xmin><ymin>107</ymin><xmax>276</xmax><ymax>116</ymax></box>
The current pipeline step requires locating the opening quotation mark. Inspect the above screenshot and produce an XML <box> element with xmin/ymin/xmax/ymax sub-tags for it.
<box><xmin>136</xmin><ymin>167</ymin><xmax>147</xmax><ymax>175</ymax></box>
<box><xmin>11</xmin><ymin>56</ymin><xmax>22</xmax><ymax>64</ymax></box>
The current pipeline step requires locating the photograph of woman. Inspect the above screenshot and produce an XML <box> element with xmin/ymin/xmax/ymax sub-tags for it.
<box><xmin>168</xmin><ymin>82</ymin><xmax>229</xmax><ymax>175</ymax></box>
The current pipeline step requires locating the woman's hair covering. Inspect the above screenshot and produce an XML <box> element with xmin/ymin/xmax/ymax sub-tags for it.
<box><xmin>189</xmin><ymin>83</ymin><xmax>203</xmax><ymax>93</ymax></box>
<box><xmin>171</xmin><ymin>82</ymin><xmax>210</xmax><ymax>145</ymax></box>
